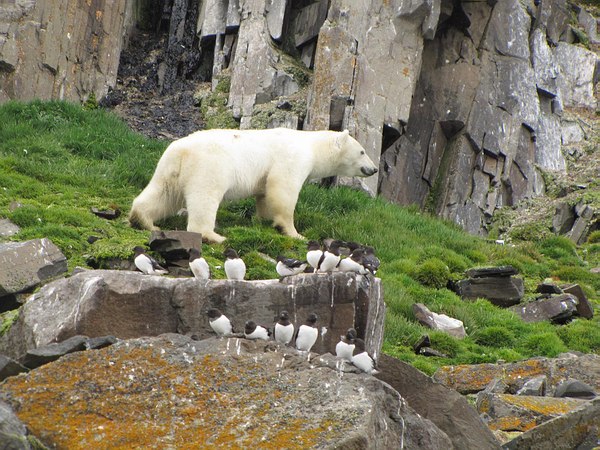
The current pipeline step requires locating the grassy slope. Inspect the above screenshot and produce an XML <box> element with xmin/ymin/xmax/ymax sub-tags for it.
<box><xmin>0</xmin><ymin>101</ymin><xmax>598</xmax><ymax>375</ymax></box>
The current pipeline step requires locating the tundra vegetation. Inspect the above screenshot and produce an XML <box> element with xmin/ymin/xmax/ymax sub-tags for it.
<box><xmin>0</xmin><ymin>101</ymin><xmax>598</xmax><ymax>375</ymax></box>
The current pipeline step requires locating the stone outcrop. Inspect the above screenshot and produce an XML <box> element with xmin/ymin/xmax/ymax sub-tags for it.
<box><xmin>0</xmin><ymin>270</ymin><xmax>385</xmax><ymax>363</ymax></box>
<box><xmin>376</xmin><ymin>354</ymin><xmax>501</xmax><ymax>450</ymax></box>
<box><xmin>0</xmin><ymin>334</ymin><xmax>453</xmax><ymax>449</ymax></box>
<box><xmin>0</xmin><ymin>238</ymin><xmax>67</xmax><ymax>298</ymax></box>
<box><xmin>454</xmin><ymin>266</ymin><xmax>524</xmax><ymax>307</ymax></box>
<box><xmin>503</xmin><ymin>397</ymin><xmax>600</xmax><ymax>450</ymax></box>
<box><xmin>433</xmin><ymin>354</ymin><xmax>600</xmax><ymax>395</ymax></box>
<box><xmin>510</xmin><ymin>293</ymin><xmax>579</xmax><ymax>324</ymax></box>
<box><xmin>0</xmin><ymin>0</ymin><xmax>133</xmax><ymax>103</ymax></box>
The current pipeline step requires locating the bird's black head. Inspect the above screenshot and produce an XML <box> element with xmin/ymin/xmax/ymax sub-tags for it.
<box><xmin>363</xmin><ymin>246</ymin><xmax>375</xmax><ymax>255</ymax></box>
<box><xmin>346</xmin><ymin>328</ymin><xmax>358</xmax><ymax>341</ymax></box>
<box><xmin>306</xmin><ymin>313</ymin><xmax>318</xmax><ymax>325</ymax></box>
<box><xmin>245</xmin><ymin>320</ymin><xmax>257</xmax><ymax>334</ymax></box>
<box><xmin>133</xmin><ymin>246</ymin><xmax>146</xmax><ymax>256</ymax></box>
<box><xmin>276</xmin><ymin>255</ymin><xmax>285</xmax><ymax>262</ymax></box>
<box><xmin>224</xmin><ymin>248</ymin><xmax>239</xmax><ymax>259</ymax></box>
<box><xmin>206</xmin><ymin>308</ymin><xmax>222</xmax><ymax>319</ymax></box>
<box><xmin>189</xmin><ymin>247</ymin><xmax>201</xmax><ymax>261</ymax></box>
<box><xmin>307</xmin><ymin>240</ymin><xmax>321</xmax><ymax>251</ymax></box>
<box><xmin>279</xmin><ymin>311</ymin><xmax>290</xmax><ymax>320</ymax></box>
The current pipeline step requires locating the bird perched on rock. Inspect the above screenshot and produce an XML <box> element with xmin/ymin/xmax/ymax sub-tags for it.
<box><xmin>335</xmin><ymin>328</ymin><xmax>357</xmax><ymax>362</ymax></box>
<box><xmin>224</xmin><ymin>248</ymin><xmax>246</xmax><ymax>280</ymax></box>
<box><xmin>362</xmin><ymin>246</ymin><xmax>380</xmax><ymax>275</ymax></box>
<box><xmin>306</xmin><ymin>240</ymin><xmax>324</xmax><ymax>273</ymax></box>
<box><xmin>189</xmin><ymin>247</ymin><xmax>210</xmax><ymax>279</ymax></box>
<box><xmin>274</xmin><ymin>311</ymin><xmax>295</xmax><ymax>345</ymax></box>
<box><xmin>318</xmin><ymin>240</ymin><xmax>344</xmax><ymax>273</ymax></box>
<box><xmin>295</xmin><ymin>313</ymin><xmax>319</xmax><ymax>352</ymax></box>
<box><xmin>351</xmin><ymin>338</ymin><xmax>378</xmax><ymax>374</ymax></box>
<box><xmin>206</xmin><ymin>308</ymin><xmax>233</xmax><ymax>336</ymax></box>
<box><xmin>133</xmin><ymin>246</ymin><xmax>168</xmax><ymax>275</ymax></box>
<box><xmin>276</xmin><ymin>256</ymin><xmax>308</xmax><ymax>280</ymax></box>
<box><xmin>244</xmin><ymin>320</ymin><xmax>270</xmax><ymax>340</ymax></box>
<box><xmin>337</xmin><ymin>248</ymin><xmax>367</xmax><ymax>274</ymax></box>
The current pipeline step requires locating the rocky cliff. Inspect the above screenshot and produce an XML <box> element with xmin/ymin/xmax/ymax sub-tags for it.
<box><xmin>0</xmin><ymin>0</ymin><xmax>598</xmax><ymax>236</ymax></box>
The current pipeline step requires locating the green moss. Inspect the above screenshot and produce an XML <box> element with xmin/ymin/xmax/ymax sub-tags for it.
<box><xmin>473</xmin><ymin>326</ymin><xmax>516</xmax><ymax>347</ymax></box>
<box><xmin>0</xmin><ymin>309</ymin><xmax>19</xmax><ymax>337</ymax></box>
<box><xmin>414</xmin><ymin>258</ymin><xmax>450</xmax><ymax>289</ymax></box>
<box><xmin>587</xmin><ymin>231</ymin><xmax>600</xmax><ymax>244</ymax></box>
<box><xmin>521</xmin><ymin>332</ymin><xmax>568</xmax><ymax>358</ymax></box>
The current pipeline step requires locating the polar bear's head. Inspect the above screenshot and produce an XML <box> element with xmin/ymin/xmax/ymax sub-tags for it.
<box><xmin>335</xmin><ymin>130</ymin><xmax>378</xmax><ymax>178</ymax></box>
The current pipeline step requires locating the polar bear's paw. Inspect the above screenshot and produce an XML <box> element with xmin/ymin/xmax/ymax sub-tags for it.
<box><xmin>202</xmin><ymin>231</ymin><xmax>227</xmax><ymax>244</ymax></box>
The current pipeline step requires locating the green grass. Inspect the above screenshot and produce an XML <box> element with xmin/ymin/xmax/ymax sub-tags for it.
<box><xmin>0</xmin><ymin>101</ymin><xmax>598</xmax><ymax>375</ymax></box>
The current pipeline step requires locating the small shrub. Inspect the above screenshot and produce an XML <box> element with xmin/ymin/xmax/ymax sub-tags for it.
<box><xmin>556</xmin><ymin>319</ymin><xmax>600</xmax><ymax>353</ymax></box>
<box><xmin>472</xmin><ymin>326</ymin><xmax>515</xmax><ymax>347</ymax></box>
<box><xmin>429</xmin><ymin>331</ymin><xmax>461</xmax><ymax>358</ymax></box>
<box><xmin>415</xmin><ymin>258</ymin><xmax>450</xmax><ymax>289</ymax></box>
<box><xmin>587</xmin><ymin>231</ymin><xmax>600</xmax><ymax>244</ymax></box>
<box><xmin>522</xmin><ymin>332</ymin><xmax>567</xmax><ymax>357</ymax></box>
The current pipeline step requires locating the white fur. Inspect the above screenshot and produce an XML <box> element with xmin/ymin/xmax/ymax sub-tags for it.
<box><xmin>209</xmin><ymin>315</ymin><xmax>233</xmax><ymax>336</ymax></box>
<box><xmin>130</xmin><ymin>129</ymin><xmax>378</xmax><ymax>243</ymax></box>
<box><xmin>295</xmin><ymin>325</ymin><xmax>318</xmax><ymax>352</ymax></box>
<box><xmin>190</xmin><ymin>257</ymin><xmax>210</xmax><ymax>279</ymax></box>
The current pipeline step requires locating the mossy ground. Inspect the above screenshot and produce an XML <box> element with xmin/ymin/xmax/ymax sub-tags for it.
<box><xmin>0</xmin><ymin>101</ymin><xmax>598</xmax><ymax>375</ymax></box>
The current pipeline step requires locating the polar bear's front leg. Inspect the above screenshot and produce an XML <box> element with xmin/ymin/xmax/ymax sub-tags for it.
<box><xmin>265</xmin><ymin>177</ymin><xmax>304</xmax><ymax>240</ymax></box>
<box><xmin>186</xmin><ymin>194</ymin><xmax>226</xmax><ymax>244</ymax></box>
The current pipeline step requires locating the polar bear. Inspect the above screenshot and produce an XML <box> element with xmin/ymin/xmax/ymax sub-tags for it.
<box><xmin>129</xmin><ymin>128</ymin><xmax>378</xmax><ymax>243</ymax></box>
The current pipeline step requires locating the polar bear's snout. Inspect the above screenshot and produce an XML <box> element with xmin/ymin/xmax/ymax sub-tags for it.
<box><xmin>361</xmin><ymin>166</ymin><xmax>378</xmax><ymax>176</ymax></box>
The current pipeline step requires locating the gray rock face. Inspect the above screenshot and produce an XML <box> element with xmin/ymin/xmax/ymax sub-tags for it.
<box><xmin>0</xmin><ymin>218</ymin><xmax>19</xmax><ymax>238</ymax></box>
<box><xmin>562</xmin><ymin>284</ymin><xmax>594</xmax><ymax>319</ymax></box>
<box><xmin>455</xmin><ymin>276</ymin><xmax>524</xmax><ymax>307</ymax></box>
<box><xmin>554</xmin><ymin>379</ymin><xmax>596</xmax><ymax>399</ymax></box>
<box><xmin>503</xmin><ymin>397</ymin><xmax>600</xmax><ymax>450</ymax></box>
<box><xmin>0</xmin><ymin>0</ymin><xmax>130</xmax><ymax>103</ymax></box>
<box><xmin>0</xmin><ymin>334</ymin><xmax>453</xmax><ymax>449</ymax></box>
<box><xmin>376</xmin><ymin>354</ymin><xmax>501</xmax><ymax>450</ymax></box>
<box><xmin>0</xmin><ymin>270</ymin><xmax>385</xmax><ymax>364</ymax></box>
<box><xmin>0</xmin><ymin>400</ymin><xmax>33</xmax><ymax>450</ymax></box>
<box><xmin>0</xmin><ymin>354</ymin><xmax>28</xmax><ymax>382</ymax></box>
<box><xmin>510</xmin><ymin>294</ymin><xmax>579</xmax><ymax>324</ymax></box>
<box><xmin>0</xmin><ymin>238</ymin><xmax>67</xmax><ymax>297</ymax></box>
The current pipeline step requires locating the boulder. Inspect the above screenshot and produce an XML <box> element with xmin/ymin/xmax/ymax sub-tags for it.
<box><xmin>0</xmin><ymin>400</ymin><xmax>35</xmax><ymax>449</ymax></box>
<box><xmin>0</xmin><ymin>270</ymin><xmax>385</xmax><ymax>364</ymax></box>
<box><xmin>0</xmin><ymin>334</ymin><xmax>453</xmax><ymax>449</ymax></box>
<box><xmin>503</xmin><ymin>397</ymin><xmax>600</xmax><ymax>450</ymax></box>
<box><xmin>552</xmin><ymin>202</ymin><xmax>575</xmax><ymax>235</ymax></box>
<box><xmin>510</xmin><ymin>294</ymin><xmax>579</xmax><ymax>324</ymax></box>
<box><xmin>21</xmin><ymin>335</ymin><xmax>89</xmax><ymax>369</ymax></box>
<box><xmin>412</xmin><ymin>303</ymin><xmax>466</xmax><ymax>338</ymax></box>
<box><xmin>433</xmin><ymin>354</ymin><xmax>600</xmax><ymax>395</ymax></box>
<box><xmin>0</xmin><ymin>218</ymin><xmax>19</xmax><ymax>238</ymax></box>
<box><xmin>561</xmin><ymin>284</ymin><xmax>594</xmax><ymax>319</ymax></box>
<box><xmin>553</xmin><ymin>379</ymin><xmax>596</xmax><ymax>400</ymax></box>
<box><xmin>454</xmin><ymin>276</ymin><xmax>524</xmax><ymax>307</ymax></box>
<box><xmin>0</xmin><ymin>354</ymin><xmax>28</xmax><ymax>382</ymax></box>
<box><xmin>476</xmin><ymin>392</ymin><xmax>587</xmax><ymax>432</ymax></box>
<box><xmin>516</xmin><ymin>376</ymin><xmax>547</xmax><ymax>397</ymax></box>
<box><xmin>0</xmin><ymin>238</ymin><xmax>67</xmax><ymax>296</ymax></box>
<box><xmin>376</xmin><ymin>354</ymin><xmax>501</xmax><ymax>450</ymax></box>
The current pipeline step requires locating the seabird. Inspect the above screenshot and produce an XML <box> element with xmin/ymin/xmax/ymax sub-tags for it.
<box><xmin>133</xmin><ymin>246</ymin><xmax>168</xmax><ymax>275</ymax></box>
<box><xmin>351</xmin><ymin>338</ymin><xmax>378</xmax><ymax>374</ymax></box>
<box><xmin>224</xmin><ymin>248</ymin><xmax>246</xmax><ymax>280</ymax></box>
<box><xmin>206</xmin><ymin>308</ymin><xmax>233</xmax><ymax>336</ymax></box>
<box><xmin>306</xmin><ymin>240</ymin><xmax>324</xmax><ymax>273</ymax></box>
<box><xmin>276</xmin><ymin>256</ymin><xmax>308</xmax><ymax>280</ymax></box>
<box><xmin>189</xmin><ymin>247</ymin><xmax>210</xmax><ymax>279</ymax></box>
<box><xmin>295</xmin><ymin>313</ymin><xmax>319</xmax><ymax>352</ymax></box>
<box><xmin>274</xmin><ymin>311</ymin><xmax>295</xmax><ymax>345</ymax></box>
<box><xmin>335</xmin><ymin>328</ymin><xmax>357</xmax><ymax>362</ymax></box>
<box><xmin>337</xmin><ymin>248</ymin><xmax>368</xmax><ymax>274</ymax></box>
<box><xmin>318</xmin><ymin>240</ymin><xmax>343</xmax><ymax>273</ymax></box>
<box><xmin>362</xmin><ymin>246</ymin><xmax>380</xmax><ymax>275</ymax></box>
<box><xmin>244</xmin><ymin>320</ymin><xmax>270</xmax><ymax>340</ymax></box>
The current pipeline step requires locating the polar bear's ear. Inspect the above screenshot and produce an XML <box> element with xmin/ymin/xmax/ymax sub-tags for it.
<box><xmin>336</xmin><ymin>129</ymin><xmax>350</xmax><ymax>148</ymax></box>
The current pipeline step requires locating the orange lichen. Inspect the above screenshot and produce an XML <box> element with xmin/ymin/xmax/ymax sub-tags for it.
<box><xmin>499</xmin><ymin>394</ymin><xmax>583</xmax><ymax>416</ymax></box>
<box><xmin>0</xmin><ymin>341</ymin><xmax>356</xmax><ymax>448</ymax></box>
<box><xmin>489</xmin><ymin>416</ymin><xmax>537</xmax><ymax>432</ymax></box>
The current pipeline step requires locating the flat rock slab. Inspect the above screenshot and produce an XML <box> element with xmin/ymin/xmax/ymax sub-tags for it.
<box><xmin>454</xmin><ymin>276</ymin><xmax>524</xmax><ymax>307</ymax></box>
<box><xmin>0</xmin><ymin>334</ymin><xmax>453</xmax><ymax>449</ymax></box>
<box><xmin>562</xmin><ymin>284</ymin><xmax>594</xmax><ymax>319</ymax></box>
<box><xmin>466</xmin><ymin>266</ymin><xmax>519</xmax><ymax>278</ymax></box>
<box><xmin>510</xmin><ymin>294</ymin><xmax>579</xmax><ymax>324</ymax></box>
<box><xmin>433</xmin><ymin>354</ymin><xmax>600</xmax><ymax>395</ymax></box>
<box><xmin>21</xmin><ymin>335</ymin><xmax>88</xmax><ymax>369</ymax></box>
<box><xmin>477</xmin><ymin>393</ymin><xmax>587</xmax><ymax>432</ymax></box>
<box><xmin>503</xmin><ymin>397</ymin><xmax>600</xmax><ymax>450</ymax></box>
<box><xmin>0</xmin><ymin>238</ymin><xmax>67</xmax><ymax>296</ymax></box>
<box><xmin>0</xmin><ymin>270</ymin><xmax>385</xmax><ymax>365</ymax></box>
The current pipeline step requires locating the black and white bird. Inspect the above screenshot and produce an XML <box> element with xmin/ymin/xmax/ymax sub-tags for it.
<box><xmin>133</xmin><ymin>246</ymin><xmax>168</xmax><ymax>275</ymax></box>
<box><xmin>276</xmin><ymin>256</ymin><xmax>308</xmax><ymax>280</ymax></box>
<box><xmin>335</xmin><ymin>328</ymin><xmax>357</xmax><ymax>362</ymax></box>
<box><xmin>224</xmin><ymin>248</ymin><xmax>246</xmax><ymax>280</ymax></box>
<box><xmin>306</xmin><ymin>240</ymin><xmax>324</xmax><ymax>273</ymax></box>
<box><xmin>189</xmin><ymin>247</ymin><xmax>210</xmax><ymax>279</ymax></box>
<box><xmin>244</xmin><ymin>320</ymin><xmax>270</xmax><ymax>340</ymax></box>
<box><xmin>295</xmin><ymin>313</ymin><xmax>319</xmax><ymax>352</ymax></box>
<box><xmin>351</xmin><ymin>338</ymin><xmax>378</xmax><ymax>374</ymax></box>
<box><xmin>337</xmin><ymin>248</ymin><xmax>368</xmax><ymax>274</ymax></box>
<box><xmin>318</xmin><ymin>240</ymin><xmax>344</xmax><ymax>273</ymax></box>
<box><xmin>362</xmin><ymin>246</ymin><xmax>380</xmax><ymax>275</ymax></box>
<box><xmin>274</xmin><ymin>311</ymin><xmax>295</xmax><ymax>345</ymax></box>
<box><xmin>206</xmin><ymin>308</ymin><xmax>233</xmax><ymax>337</ymax></box>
